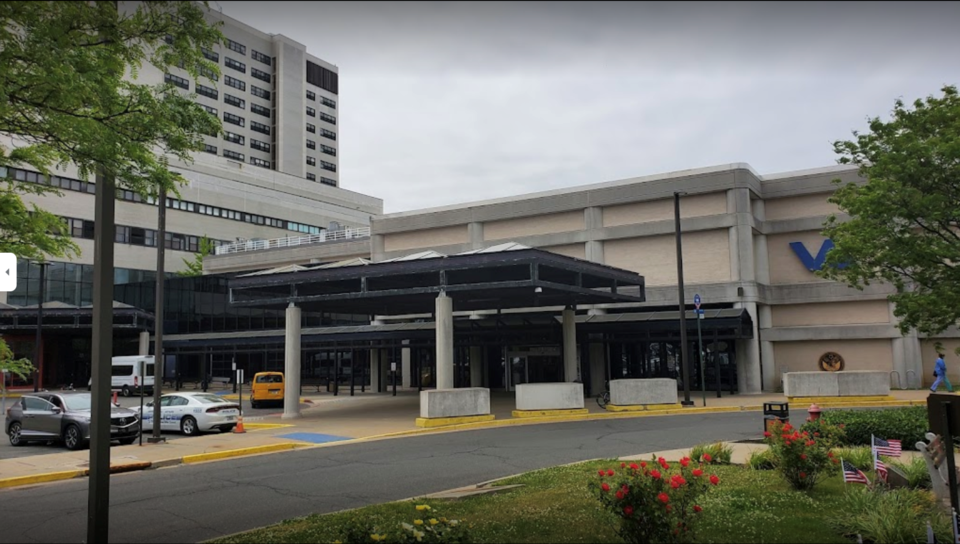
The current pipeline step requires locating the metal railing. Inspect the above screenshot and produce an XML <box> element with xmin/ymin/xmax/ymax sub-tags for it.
<box><xmin>214</xmin><ymin>226</ymin><xmax>371</xmax><ymax>255</ymax></box>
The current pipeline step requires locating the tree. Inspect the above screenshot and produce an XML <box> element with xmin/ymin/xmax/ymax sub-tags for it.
<box><xmin>178</xmin><ymin>235</ymin><xmax>215</xmax><ymax>276</ymax></box>
<box><xmin>0</xmin><ymin>1</ymin><xmax>224</xmax><ymax>363</ymax></box>
<box><xmin>0</xmin><ymin>340</ymin><xmax>34</xmax><ymax>385</ymax></box>
<box><xmin>820</xmin><ymin>85</ymin><xmax>960</xmax><ymax>339</ymax></box>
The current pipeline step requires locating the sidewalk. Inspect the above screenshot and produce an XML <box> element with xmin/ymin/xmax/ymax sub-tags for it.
<box><xmin>0</xmin><ymin>388</ymin><xmax>934</xmax><ymax>489</ymax></box>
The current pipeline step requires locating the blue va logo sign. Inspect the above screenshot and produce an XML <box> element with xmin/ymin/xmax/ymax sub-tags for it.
<box><xmin>789</xmin><ymin>239</ymin><xmax>848</xmax><ymax>272</ymax></box>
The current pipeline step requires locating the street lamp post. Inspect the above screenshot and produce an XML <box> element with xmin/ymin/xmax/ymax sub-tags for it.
<box><xmin>674</xmin><ymin>192</ymin><xmax>693</xmax><ymax>407</ymax></box>
<box><xmin>32</xmin><ymin>261</ymin><xmax>49</xmax><ymax>392</ymax></box>
<box><xmin>150</xmin><ymin>188</ymin><xmax>167</xmax><ymax>443</ymax></box>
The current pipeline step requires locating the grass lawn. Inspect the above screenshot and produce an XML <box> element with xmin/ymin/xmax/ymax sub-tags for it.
<box><xmin>210</xmin><ymin>460</ymin><xmax>866</xmax><ymax>544</ymax></box>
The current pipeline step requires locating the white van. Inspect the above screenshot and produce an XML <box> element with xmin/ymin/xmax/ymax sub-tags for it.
<box><xmin>86</xmin><ymin>356</ymin><xmax>156</xmax><ymax>397</ymax></box>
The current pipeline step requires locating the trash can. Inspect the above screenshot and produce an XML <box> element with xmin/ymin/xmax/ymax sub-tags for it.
<box><xmin>326</xmin><ymin>379</ymin><xmax>334</xmax><ymax>393</ymax></box>
<box><xmin>763</xmin><ymin>402</ymin><xmax>789</xmax><ymax>433</ymax></box>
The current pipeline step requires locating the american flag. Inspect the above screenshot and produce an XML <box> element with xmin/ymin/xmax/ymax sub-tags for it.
<box><xmin>872</xmin><ymin>436</ymin><xmax>902</xmax><ymax>457</ymax></box>
<box><xmin>874</xmin><ymin>452</ymin><xmax>888</xmax><ymax>483</ymax></box>
<box><xmin>843</xmin><ymin>460</ymin><xmax>870</xmax><ymax>485</ymax></box>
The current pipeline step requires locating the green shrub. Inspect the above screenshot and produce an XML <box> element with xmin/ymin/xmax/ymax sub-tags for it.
<box><xmin>830</xmin><ymin>446</ymin><xmax>874</xmax><ymax>472</ymax></box>
<box><xmin>689</xmin><ymin>442</ymin><xmax>733</xmax><ymax>465</ymax></box>
<box><xmin>746</xmin><ymin>449</ymin><xmax>775</xmax><ymax>470</ymax></box>
<box><xmin>830</xmin><ymin>486</ymin><xmax>953</xmax><ymax>543</ymax></box>
<box><xmin>334</xmin><ymin>504</ymin><xmax>471</xmax><ymax>544</ymax></box>
<box><xmin>764</xmin><ymin>420</ymin><xmax>836</xmax><ymax>490</ymax></box>
<box><xmin>819</xmin><ymin>407</ymin><xmax>928</xmax><ymax>451</ymax></box>
<box><xmin>889</xmin><ymin>456</ymin><xmax>932</xmax><ymax>489</ymax></box>
<box><xmin>799</xmin><ymin>417</ymin><xmax>848</xmax><ymax>449</ymax></box>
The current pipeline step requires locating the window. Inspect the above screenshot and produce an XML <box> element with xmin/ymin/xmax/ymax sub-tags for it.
<box><xmin>196</xmin><ymin>84</ymin><xmax>218</xmax><ymax>100</ymax></box>
<box><xmin>203</xmin><ymin>144</ymin><xmax>217</xmax><ymax>154</ymax></box>
<box><xmin>226</xmin><ymin>39</ymin><xmax>246</xmax><ymax>55</ymax></box>
<box><xmin>69</xmin><ymin>218</ymin><xmax>95</xmax><ymax>239</ymax></box>
<box><xmin>223</xmin><ymin>112</ymin><xmax>245</xmax><ymax>127</ymax></box>
<box><xmin>164</xmin><ymin>73</ymin><xmax>189</xmax><ymax>90</ymax></box>
<box><xmin>321</xmin><ymin>144</ymin><xmax>336</xmax><ymax>156</ymax></box>
<box><xmin>320</xmin><ymin>176</ymin><xmax>337</xmax><ymax>187</ymax></box>
<box><xmin>250</xmin><ymin>121</ymin><xmax>270</xmax><ymax>135</ymax></box>
<box><xmin>250</xmin><ymin>103</ymin><xmax>270</xmax><ymax>118</ymax></box>
<box><xmin>250</xmin><ymin>139</ymin><xmax>270</xmax><ymax>152</ymax></box>
<box><xmin>165</xmin><ymin>232</ymin><xmax>186</xmax><ymax>251</ymax></box>
<box><xmin>115</xmin><ymin>225</ymin><xmax>130</xmax><ymax>243</ymax></box>
<box><xmin>223</xmin><ymin>149</ymin><xmax>244</xmax><ymax>161</ymax></box>
<box><xmin>250</xmin><ymin>86</ymin><xmax>270</xmax><ymax>100</ymax></box>
<box><xmin>306</xmin><ymin>139</ymin><xmax>316</xmax><ymax>150</ymax></box>
<box><xmin>200</xmin><ymin>104</ymin><xmax>217</xmax><ymax>115</ymax></box>
<box><xmin>224</xmin><ymin>132</ymin><xmax>244</xmax><ymax>145</ymax></box>
<box><xmin>320</xmin><ymin>160</ymin><xmax>336</xmax><ymax>172</ymax></box>
<box><xmin>251</xmin><ymin>50</ymin><xmax>271</xmax><ymax>65</ymax></box>
<box><xmin>200</xmin><ymin>65</ymin><xmax>218</xmax><ymax>81</ymax></box>
<box><xmin>224</xmin><ymin>57</ymin><xmax>246</xmax><ymax>73</ymax></box>
<box><xmin>224</xmin><ymin>75</ymin><xmax>245</xmax><ymax>91</ymax></box>
<box><xmin>306</xmin><ymin>90</ymin><xmax>316</xmax><ymax>101</ymax></box>
<box><xmin>306</xmin><ymin>123</ymin><xmax>316</xmax><ymax>133</ymax></box>
<box><xmin>306</xmin><ymin>156</ymin><xmax>316</xmax><ymax>166</ymax></box>
<box><xmin>201</xmin><ymin>47</ymin><xmax>219</xmax><ymax>62</ymax></box>
<box><xmin>251</xmin><ymin>67</ymin><xmax>271</xmax><ymax>83</ymax></box>
<box><xmin>320</xmin><ymin>128</ymin><xmax>336</xmax><ymax>141</ymax></box>
<box><xmin>306</xmin><ymin>61</ymin><xmax>338</xmax><ymax>94</ymax></box>
<box><xmin>306</xmin><ymin>172</ymin><xmax>316</xmax><ymax>181</ymax></box>
<box><xmin>224</xmin><ymin>94</ymin><xmax>245</xmax><ymax>109</ymax></box>
<box><xmin>306</xmin><ymin>106</ymin><xmax>316</xmax><ymax>117</ymax></box>
<box><xmin>319</xmin><ymin>112</ymin><xmax>336</xmax><ymax>125</ymax></box>
<box><xmin>250</xmin><ymin>157</ymin><xmax>270</xmax><ymax>168</ymax></box>
<box><xmin>321</xmin><ymin>97</ymin><xmax>336</xmax><ymax>109</ymax></box>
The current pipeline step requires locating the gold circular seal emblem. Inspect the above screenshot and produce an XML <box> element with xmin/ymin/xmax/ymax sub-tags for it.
<box><xmin>818</xmin><ymin>352</ymin><xmax>845</xmax><ymax>372</ymax></box>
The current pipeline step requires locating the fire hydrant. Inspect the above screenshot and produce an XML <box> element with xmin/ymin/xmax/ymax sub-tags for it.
<box><xmin>807</xmin><ymin>403</ymin><xmax>822</xmax><ymax>422</ymax></box>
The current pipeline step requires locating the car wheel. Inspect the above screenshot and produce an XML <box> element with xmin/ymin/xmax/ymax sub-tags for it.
<box><xmin>8</xmin><ymin>422</ymin><xmax>25</xmax><ymax>447</ymax></box>
<box><xmin>121</xmin><ymin>385</ymin><xmax>131</xmax><ymax>397</ymax></box>
<box><xmin>222</xmin><ymin>425</ymin><xmax>236</xmax><ymax>433</ymax></box>
<box><xmin>118</xmin><ymin>437</ymin><xmax>137</xmax><ymax>445</ymax></box>
<box><xmin>250</xmin><ymin>399</ymin><xmax>259</xmax><ymax>409</ymax></box>
<box><xmin>63</xmin><ymin>424</ymin><xmax>86</xmax><ymax>451</ymax></box>
<box><xmin>180</xmin><ymin>416</ymin><xmax>199</xmax><ymax>436</ymax></box>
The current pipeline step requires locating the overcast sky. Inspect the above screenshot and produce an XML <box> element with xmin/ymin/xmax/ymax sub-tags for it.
<box><xmin>217</xmin><ymin>1</ymin><xmax>960</xmax><ymax>214</ymax></box>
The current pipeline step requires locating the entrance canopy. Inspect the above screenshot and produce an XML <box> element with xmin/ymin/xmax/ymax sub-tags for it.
<box><xmin>228</xmin><ymin>242</ymin><xmax>646</xmax><ymax>315</ymax></box>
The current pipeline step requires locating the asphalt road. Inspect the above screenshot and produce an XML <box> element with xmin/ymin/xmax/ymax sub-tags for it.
<box><xmin>0</xmin><ymin>396</ymin><xmax>290</xmax><ymax>460</ymax></box>
<box><xmin>0</xmin><ymin>410</ymin><xmax>791</xmax><ymax>544</ymax></box>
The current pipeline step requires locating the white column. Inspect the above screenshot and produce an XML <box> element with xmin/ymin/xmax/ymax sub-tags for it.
<box><xmin>757</xmin><ymin>305</ymin><xmax>776</xmax><ymax>392</ymax></box>
<box><xmin>282</xmin><ymin>303</ymin><xmax>302</xmax><ymax>419</ymax></box>
<box><xmin>590</xmin><ymin>342</ymin><xmax>605</xmax><ymax>396</ymax></box>
<box><xmin>138</xmin><ymin>331</ymin><xmax>150</xmax><ymax>356</ymax></box>
<box><xmin>563</xmin><ymin>307</ymin><xmax>578</xmax><ymax>382</ymax></box>
<box><xmin>734</xmin><ymin>301</ymin><xmax>762</xmax><ymax>394</ymax></box>
<box><xmin>435</xmin><ymin>293</ymin><xmax>454</xmax><ymax>390</ymax></box>
<box><xmin>401</xmin><ymin>340</ymin><xmax>412</xmax><ymax>388</ymax></box>
<box><xmin>370</xmin><ymin>349</ymin><xmax>381</xmax><ymax>393</ymax></box>
<box><xmin>470</xmin><ymin>346</ymin><xmax>483</xmax><ymax>387</ymax></box>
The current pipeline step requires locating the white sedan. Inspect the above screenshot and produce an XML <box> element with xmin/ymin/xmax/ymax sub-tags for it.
<box><xmin>138</xmin><ymin>393</ymin><xmax>241</xmax><ymax>436</ymax></box>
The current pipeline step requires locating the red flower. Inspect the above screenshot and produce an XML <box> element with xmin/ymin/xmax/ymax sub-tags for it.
<box><xmin>692</xmin><ymin>468</ymin><xmax>704</xmax><ymax>477</ymax></box>
<box><xmin>763</xmin><ymin>431</ymin><xmax>771</xmax><ymax>437</ymax></box>
<box><xmin>630</xmin><ymin>463</ymin><xmax>639</xmax><ymax>471</ymax></box>
<box><xmin>709</xmin><ymin>474</ymin><xmax>720</xmax><ymax>486</ymax></box>
<box><xmin>838</xmin><ymin>424</ymin><xmax>845</xmax><ymax>429</ymax></box>
<box><xmin>703</xmin><ymin>453</ymin><xmax>713</xmax><ymax>463</ymax></box>
<box><xmin>651</xmin><ymin>470</ymin><xmax>662</xmax><ymax>479</ymax></box>
<box><xmin>621</xmin><ymin>462</ymin><xmax>626</xmax><ymax>469</ymax></box>
<box><xmin>680</xmin><ymin>457</ymin><xmax>690</xmax><ymax>467</ymax></box>
<box><xmin>607</xmin><ymin>469</ymin><xmax>615</xmax><ymax>477</ymax></box>
<box><xmin>616</xmin><ymin>490</ymin><xmax>624</xmax><ymax>500</ymax></box>
<box><xmin>785</xmin><ymin>440</ymin><xmax>792</xmax><ymax>446</ymax></box>
<box><xmin>800</xmin><ymin>454</ymin><xmax>807</xmax><ymax>460</ymax></box>
<box><xmin>832</xmin><ymin>458</ymin><xmax>840</xmax><ymax>464</ymax></box>
<box><xmin>806</xmin><ymin>440</ymin><xmax>816</xmax><ymax>447</ymax></box>
<box><xmin>640</xmin><ymin>461</ymin><xmax>647</xmax><ymax>468</ymax></box>
<box><xmin>693</xmin><ymin>505</ymin><xmax>703</xmax><ymax>513</ymax></box>
<box><xmin>601</xmin><ymin>483</ymin><xmax>610</xmax><ymax>492</ymax></box>
<box><xmin>658</xmin><ymin>456</ymin><xmax>667</xmax><ymax>466</ymax></box>
<box><xmin>666</xmin><ymin>505</ymin><xmax>672</xmax><ymax>513</ymax></box>
<box><xmin>827</xmin><ymin>451</ymin><xmax>834</xmax><ymax>458</ymax></box>
<box><xmin>624</xmin><ymin>505</ymin><xmax>634</xmax><ymax>516</ymax></box>
<box><xmin>658</xmin><ymin>493</ymin><xmax>670</xmax><ymax>504</ymax></box>
<box><xmin>814</xmin><ymin>432</ymin><xmax>820</xmax><ymax>437</ymax></box>
<box><xmin>598</xmin><ymin>470</ymin><xmax>605</xmax><ymax>477</ymax></box>
<box><xmin>670</xmin><ymin>480</ymin><xmax>681</xmax><ymax>489</ymax></box>
<box><xmin>799</xmin><ymin>472</ymin><xmax>807</xmax><ymax>479</ymax></box>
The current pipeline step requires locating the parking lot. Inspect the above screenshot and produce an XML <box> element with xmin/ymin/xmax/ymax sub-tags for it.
<box><xmin>0</xmin><ymin>392</ymin><xmax>292</xmax><ymax>460</ymax></box>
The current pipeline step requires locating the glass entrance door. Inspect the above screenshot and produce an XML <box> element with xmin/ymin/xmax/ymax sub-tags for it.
<box><xmin>505</xmin><ymin>356</ymin><xmax>528</xmax><ymax>392</ymax></box>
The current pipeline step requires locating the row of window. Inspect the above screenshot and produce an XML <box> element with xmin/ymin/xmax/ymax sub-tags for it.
<box><xmin>251</xmin><ymin>67</ymin><xmax>271</xmax><ymax>83</ymax></box>
<box><xmin>63</xmin><ymin>217</ymin><xmax>224</xmax><ymax>253</ymax></box>
<box><xmin>305</xmin><ymin>90</ymin><xmax>337</xmax><ymax>109</ymax></box>
<box><xmin>225</xmin><ymin>56</ymin><xmax>245</xmax><ymax>73</ymax></box>
<box><xmin>251</xmin><ymin>50</ymin><xmax>271</xmax><ymax>65</ymax></box>
<box><xmin>303</xmin><ymin>173</ymin><xmax>338</xmax><ymax>187</ymax></box>
<box><xmin>304</xmin><ymin>158</ymin><xmax>336</xmax><ymax>172</ymax></box>
<box><xmin>306</xmin><ymin>124</ymin><xmax>336</xmax><ymax>140</ymax></box>
<box><xmin>4</xmin><ymin>167</ymin><xmax>325</xmax><ymax>235</ymax></box>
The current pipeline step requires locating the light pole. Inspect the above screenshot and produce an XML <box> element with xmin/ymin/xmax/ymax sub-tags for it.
<box><xmin>674</xmin><ymin>192</ymin><xmax>693</xmax><ymax>407</ymax></box>
<box><xmin>32</xmin><ymin>261</ymin><xmax>49</xmax><ymax>392</ymax></box>
<box><xmin>150</xmin><ymin>188</ymin><xmax>167</xmax><ymax>443</ymax></box>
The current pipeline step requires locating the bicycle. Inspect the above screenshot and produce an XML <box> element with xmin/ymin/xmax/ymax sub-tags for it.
<box><xmin>596</xmin><ymin>380</ymin><xmax>610</xmax><ymax>409</ymax></box>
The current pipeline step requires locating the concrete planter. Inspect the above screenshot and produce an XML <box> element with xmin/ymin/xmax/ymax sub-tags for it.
<box><xmin>610</xmin><ymin>378</ymin><xmax>679</xmax><ymax>406</ymax></box>
<box><xmin>417</xmin><ymin>388</ymin><xmax>493</xmax><ymax>427</ymax></box>
<box><xmin>515</xmin><ymin>383</ymin><xmax>584</xmax><ymax>411</ymax></box>
<box><xmin>784</xmin><ymin>371</ymin><xmax>891</xmax><ymax>397</ymax></box>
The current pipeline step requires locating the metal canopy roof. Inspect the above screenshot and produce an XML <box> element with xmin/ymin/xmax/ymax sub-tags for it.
<box><xmin>228</xmin><ymin>243</ymin><xmax>646</xmax><ymax>315</ymax></box>
<box><xmin>0</xmin><ymin>301</ymin><xmax>153</xmax><ymax>332</ymax></box>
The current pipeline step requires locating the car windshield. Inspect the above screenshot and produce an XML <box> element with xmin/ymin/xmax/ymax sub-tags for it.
<box><xmin>62</xmin><ymin>395</ymin><xmax>92</xmax><ymax>411</ymax></box>
<box><xmin>193</xmin><ymin>394</ymin><xmax>227</xmax><ymax>404</ymax></box>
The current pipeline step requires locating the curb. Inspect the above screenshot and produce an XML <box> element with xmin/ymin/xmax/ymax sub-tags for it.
<box><xmin>181</xmin><ymin>443</ymin><xmax>307</xmax><ymax>464</ymax></box>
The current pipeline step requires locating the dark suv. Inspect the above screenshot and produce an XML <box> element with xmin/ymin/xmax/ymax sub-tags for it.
<box><xmin>5</xmin><ymin>392</ymin><xmax>140</xmax><ymax>450</ymax></box>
